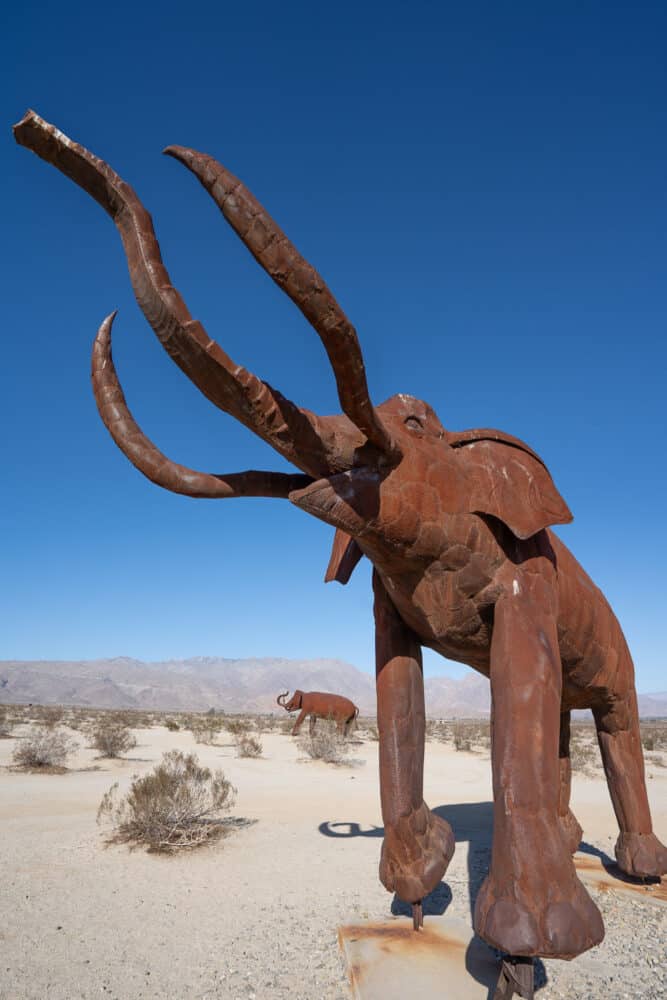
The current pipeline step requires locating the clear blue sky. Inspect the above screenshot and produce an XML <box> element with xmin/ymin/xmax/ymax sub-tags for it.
<box><xmin>2</xmin><ymin>2</ymin><xmax>665</xmax><ymax>690</ymax></box>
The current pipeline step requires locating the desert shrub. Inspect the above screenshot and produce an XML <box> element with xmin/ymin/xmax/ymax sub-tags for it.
<box><xmin>279</xmin><ymin>716</ymin><xmax>295</xmax><ymax>735</ymax></box>
<box><xmin>640</xmin><ymin>724</ymin><xmax>666</xmax><ymax>752</ymax></box>
<box><xmin>12</xmin><ymin>728</ymin><xmax>77</xmax><ymax>770</ymax></box>
<box><xmin>97</xmin><ymin>750</ymin><xmax>236</xmax><ymax>851</ymax></box>
<box><xmin>224</xmin><ymin>718</ymin><xmax>250</xmax><ymax>738</ymax></box>
<box><xmin>452</xmin><ymin>721</ymin><xmax>472</xmax><ymax>752</ymax></box>
<box><xmin>164</xmin><ymin>719</ymin><xmax>180</xmax><ymax>732</ymax></box>
<box><xmin>298</xmin><ymin>720</ymin><xmax>349</xmax><ymax>764</ymax></box>
<box><xmin>189</xmin><ymin>716</ymin><xmax>223</xmax><ymax>745</ymax></box>
<box><xmin>8</xmin><ymin>704</ymin><xmax>32</xmax><ymax>726</ymax></box>
<box><xmin>108</xmin><ymin>708</ymin><xmax>137</xmax><ymax>729</ymax></box>
<box><xmin>433</xmin><ymin>722</ymin><xmax>450</xmax><ymax>743</ymax></box>
<box><xmin>89</xmin><ymin>720</ymin><xmax>137</xmax><ymax>759</ymax></box>
<box><xmin>61</xmin><ymin>708</ymin><xmax>83</xmax><ymax>730</ymax></box>
<box><xmin>39</xmin><ymin>705</ymin><xmax>64</xmax><ymax>728</ymax></box>
<box><xmin>569</xmin><ymin>734</ymin><xmax>598</xmax><ymax>773</ymax></box>
<box><xmin>0</xmin><ymin>709</ymin><xmax>12</xmax><ymax>738</ymax></box>
<box><xmin>366</xmin><ymin>725</ymin><xmax>380</xmax><ymax>741</ymax></box>
<box><xmin>236</xmin><ymin>734</ymin><xmax>263</xmax><ymax>758</ymax></box>
<box><xmin>425</xmin><ymin>719</ymin><xmax>439</xmax><ymax>740</ymax></box>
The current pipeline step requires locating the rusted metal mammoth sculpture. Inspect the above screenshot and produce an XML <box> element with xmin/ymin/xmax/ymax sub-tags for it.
<box><xmin>276</xmin><ymin>689</ymin><xmax>359</xmax><ymax>736</ymax></box>
<box><xmin>15</xmin><ymin>111</ymin><xmax>666</xmax><ymax>993</ymax></box>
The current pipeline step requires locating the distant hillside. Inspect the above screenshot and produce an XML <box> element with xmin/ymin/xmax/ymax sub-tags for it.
<box><xmin>0</xmin><ymin>658</ymin><xmax>664</xmax><ymax>719</ymax></box>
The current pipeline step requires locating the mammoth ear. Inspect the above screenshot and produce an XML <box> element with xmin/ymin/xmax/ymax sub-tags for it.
<box><xmin>325</xmin><ymin>529</ymin><xmax>364</xmax><ymax>584</ymax></box>
<box><xmin>448</xmin><ymin>430</ymin><xmax>572</xmax><ymax>540</ymax></box>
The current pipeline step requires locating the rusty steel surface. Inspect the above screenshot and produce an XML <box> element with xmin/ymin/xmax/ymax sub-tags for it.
<box><xmin>277</xmin><ymin>689</ymin><xmax>359</xmax><ymax>736</ymax></box>
<box><xmin>14</xmin><ymin>110</ymin><xmax>667</xmax><ymax>967</ymax></box>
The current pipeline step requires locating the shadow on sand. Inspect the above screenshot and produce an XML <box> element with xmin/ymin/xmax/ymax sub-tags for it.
<box><xmin>319</xmin><ymin>801</ymin><xmax>549</xmax><ymax>997</ymax></box>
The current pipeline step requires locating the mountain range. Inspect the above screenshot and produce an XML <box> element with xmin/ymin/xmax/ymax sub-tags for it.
<box><xmin>1</xmin><ymin>657</ymin><xmax>665</xmax><ymax>719</ymax></box>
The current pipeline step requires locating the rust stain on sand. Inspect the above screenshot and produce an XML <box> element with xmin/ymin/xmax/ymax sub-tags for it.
<box><xmin>340</xmin><ymin>921</ymin><xmax>465</xmax><ymax>954</ymax></box>
<box><xmin>575</xmin><ymin>855</ymin><xmax>667</xmax><ymax>902</ymax></box>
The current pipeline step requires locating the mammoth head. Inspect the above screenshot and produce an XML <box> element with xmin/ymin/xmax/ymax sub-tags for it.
<box><xmin>277</xmin><ymin>690</ymin><xmax>302</xmax><ymax>712</ymax></box>
<box><xmin>13</xmin><ymin>112</ymin><xmax>572</xmax><ymax>578</ymax></box>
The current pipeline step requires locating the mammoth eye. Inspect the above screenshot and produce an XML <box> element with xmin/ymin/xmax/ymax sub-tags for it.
<box><xmin>404</xmin><ymin>416</ymin><xmax>423</xmax><ymax>431</ymax></box>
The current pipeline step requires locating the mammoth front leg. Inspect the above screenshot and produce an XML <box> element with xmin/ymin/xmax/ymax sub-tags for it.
<box><xmin>373</xmin><ymin>571</ymin><xmax>455</xmax><ymax>926</ymax></box>
<box><xmin>291</xmin><ymin>710</ymin><xmax>307</xmax><ymax>736</ymax></box>
<box><xmin>309</xmin><ymin>713</ymin><xmax>317</xmax><ymax>737</ymax></box>
<box><xmin>474</xmin><ymin>573</ymin><xmax>603</xmax><ymax>959</ymax></box>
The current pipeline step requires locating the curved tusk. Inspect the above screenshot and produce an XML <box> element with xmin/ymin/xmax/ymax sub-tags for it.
<box><xmin>13</xmin><ymin>110</ymin><xmax>333</xmax><ymax>479</ymax></box>
<box><xmin>92</xmin><ymin>313</ymin><xmax>312</xmax><ymax>499</ymax></box>
<box><xmin>164</xmin><ymin>145</ymin><xmax>400</xmax><ymax>462</ymax></box>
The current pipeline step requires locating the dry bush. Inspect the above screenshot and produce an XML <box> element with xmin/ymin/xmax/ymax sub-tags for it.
<box><xmin>366</xmin><ymin>724</ymin><xmax>380</xmax><ymax>741</ymax></box>
<box><xmin>452</xmin><ymin>721</ymin><xmax>473</xmax><ymax>752</ymax></box>
<box><xmin>569</xmin><ymin>733</ymin><xmax>598</xmax><ymax>773</ymax></box>
<box><xmin>189</xmin><ymin>715</ymin><xmax>223</xmax><ymax>745</ymax></box>
<box><xmin>433</xmin><ymin>722</ymin><xmax>450</xmax><ymax>743</ymax></box>
<box><xmin>450</xmin><ymin>719</ymin><xmax>490</xmax><ymax>752</ymax></box>
<box><xmin>0</xmin><ymin>709</ymin><xmax>12</xmax><ymax>738</ymax></box>
<box><xmin>108</xmin><ymin>709</ymin><xmax>145</xmax><ymax>729</ymax></box>
<box><xmin>279</xmin><ymin>716</ymin><xmax>295</xmax><ymax>735</ymax></box>
<box><xmin>236</xmin><ymin>734</ymin><xmax>263</xmax><ymax>758</ymax></box>
<box><xmin>89</xmin><ymin>720</ymin><xmax>137</xmax><ymax>759</ymax></box>
<box><xmin>12</xmin><ymin>728</ymin><xmax>77</xmax><ymax>771</ymax></box>
<box><xmin>640</xmin><ymin>723</ymin><xmax>666</xmax><ymax>752</ymax></box>
<box><xmin>298</xmin><ymin>720</ymin><xmax>350</xmax><ymax>764</ymax></box>
<box><xmin>8</xmin><ymin>704</ymin><xmax>32</xmax><ymax>725</ymax></box>
<box><xmin>164</xmin><ymin>719</ymin><xmax>180</xmax><ymax>732</ymax></box>
<box><xmin>62</xmin><ymin>708</ymin><xmax>88</xmax><ymax>731</ymax></box>
<box><xmin>224</xmin><ymin>717</ymin><xmax>250</xmax><ymax>738</ymax></box>
<box><xmin>470</xmin><ymin>720</ymin><xmax>491</xmax><ymax>750</ymax></box>
<box><xmin>425</xmin><ymin>719</ymin><xmax>440</xmax><ymax>740</ymax></box>
<box><xmin>37</xmin><ymin>705</ymin><xmax>64</xmax><ymax>729</ymax></box>
<box><xmin>97</xmin><ymin>750</ymin><xmax>236</xmax><ymax>852</ymax></box>
<box><xmin>642</xmin><ymin>732</ymin><xmax>656</xmax><ymax>752</ymax></box>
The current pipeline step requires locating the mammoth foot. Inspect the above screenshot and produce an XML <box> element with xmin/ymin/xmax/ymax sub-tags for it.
<box><xmin>380</xmin><ymin>804</ymin><xmax>455</xmax><ymax>906</ymax></box>
<box><xmin>474</xmin><ymin>817</ymin><xmax>604</xmax><ymax>959</ymax></box>
<box><xmin>615</xmin><ymin>832</ymin><xmax>667</xmax><ymax>878</ymax></box>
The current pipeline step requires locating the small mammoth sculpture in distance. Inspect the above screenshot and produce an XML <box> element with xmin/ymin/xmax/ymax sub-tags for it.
<box><xmin>14</xmin><ymin>112</ymin><xmax>666</xmax><ymax>991</ymax></box>
<box><xmin>276</xmin><ymin>689</ymin><xmax>359</xmax><ymax>736</ymax></box>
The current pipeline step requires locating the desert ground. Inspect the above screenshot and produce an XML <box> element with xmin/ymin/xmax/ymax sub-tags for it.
<box><xmin>0</xmin><ymin>710</ymin><xmax>665</xmax><ymax>999</ymax></box>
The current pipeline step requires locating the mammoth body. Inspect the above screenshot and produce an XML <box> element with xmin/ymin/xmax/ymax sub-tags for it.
<box><xmin>14</xmin><ymin>112</ymin><xmax>666</xmax><ymax>975</ymax></box>
<box><xmin>276</xmin><ymin>689</ymin><xmax>358</xmax><ymax>736</ymax></box>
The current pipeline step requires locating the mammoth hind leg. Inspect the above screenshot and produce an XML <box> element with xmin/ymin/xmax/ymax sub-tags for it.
<box><xmin>558</xmin><ymin>710</ymin><xmax>583</xmax><ymax>853</ymax></box>
<box><xmin>309</xmin><ymin>714</ymin><xmax>316</xmax><ymax>737</ymax></box>
<box><xmin>594</xmin><ymin>688</ymin><xmax>667</xmax><ymax>878</ymax></box>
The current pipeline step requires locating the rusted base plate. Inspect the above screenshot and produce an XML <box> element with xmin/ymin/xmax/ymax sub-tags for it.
<box><xmin>339</xmin><ymin>915</ymin><xmax>500</xmax><ymax>999</ymax></box>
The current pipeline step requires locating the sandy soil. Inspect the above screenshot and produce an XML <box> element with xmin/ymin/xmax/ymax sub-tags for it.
<box><xmin>1</xmin><ymin>725</ymin><xmax>665</xmax><ymax>999</ymax></box>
